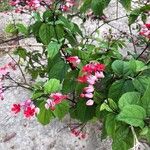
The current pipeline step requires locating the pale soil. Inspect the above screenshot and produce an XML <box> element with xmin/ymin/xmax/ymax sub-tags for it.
<box><xmin>0</xmin><ymin>1</ymin><xmax>149</xmax><ymax>150</ymax></box>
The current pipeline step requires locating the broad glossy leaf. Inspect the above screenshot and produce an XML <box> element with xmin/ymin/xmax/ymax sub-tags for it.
<box><xmin>53</xmin><ymin>101</ymin><xmax>69</xmax><ymax>119</ymax></box>
<box><xmin>132</xmin><ymin>76</ymin><xmax>150</xmax><ymax>94</ymax></box>
<box><xmin>80</xmin><ymin>0</ymin><xmax>92</xmax><ymax>13</ymax></box>
<box><xmin>48</xmin><ymin>58</ymin><xmax>69</xmax><ymax>82</ymax></box>
<box><xmin>44</xmin><ymin>79</ymin><xmax>61</xmax><ymax>94</ymax></box>
<box><xmin>39</xmin><ymin>23</ymin><xmax>54</xmax><ymax>45</ymax></box>
<box><xmin>91</xmin><ymin>0</ymin><xmax>111</xmax><ymax>16</ymax></box>
<box><xmin>37</xmin><ymin>102</ymin><xmax>54</xmax><ymax>125</ymax></box>
<box><xmin>108</xmin><ymin>79</ymin><xmax>135</xmax><ymax>101</ymax></box>
<box><xmin>105</xmin><ymin>114</ymin><xmax>116</xmax><ymax>137</ymax></box>
<box><xmin>76</xmin><ymin>100</ymin><xmax>96</xmax><ymax>122</ymax></box>
<box><xmin>47</xmin><ymin>42</ymin><xmax>61</xmax><ymax>59</ymax></box>
<box><xmin>62</xmin><ymin>70</ymin><xmax>79</xmax><ymax>93</ymax></box>
<box><xmin>141</xmin><ymin>84</ymin><xmax>150</xmax><ymax>116</ymax></box>
<box><xmin>117</xmin><ymin>105</ymin><xmax>146</xmax><ymax>128</ymax></box>
<box><xmin>118</xmin><ymin>92</ymin><xmax>141</xmax><ymax>109</ymax></box>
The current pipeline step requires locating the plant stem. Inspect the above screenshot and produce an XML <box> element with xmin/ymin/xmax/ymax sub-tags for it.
<box><xmin>136</xmin><ymin>43</ymin><xmax>149</xmax><ymax>59</ymax></box>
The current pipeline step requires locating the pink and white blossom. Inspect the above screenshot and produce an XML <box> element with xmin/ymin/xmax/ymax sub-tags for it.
<box><xmin>66</xmin><ymin>56</ymin><xmax>81</xmax><ymax>67</ymax></box>
<box><xmin>86</xmin><ymin>99</ymin><xmax>94</xmax><ymax>106</ymax></box>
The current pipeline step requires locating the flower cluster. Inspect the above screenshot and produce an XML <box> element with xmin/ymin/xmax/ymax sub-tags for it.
<box><xmin>71</xmin><ymin>128</ymin><xmax>87</xmax><ymax>139</ymax></box>
<box><xmin>0</xmin><ymin>61</ymin><xmax>16</xmax><ymax>80</ymax></box>
<box><xmin>78</xmin><ymin>62</ymin><xmax>105</xmax><ymax>106</ymax></box>
<box><xmin>9</xmin><ymin>0</ymin><xmax>75</xmax><ymax>13</ymax></box>
<box><xmin>10</xmin><ymin>0</ymin><xmax>41</xmax><ymax>12</ymax></box>
<box><xmin>66</xmin><ymin>56</ymin><xmax>80</xmax><ymax>67</ymax></box>
<box><xmin>45</xmin><ymin>93</ymin><xmax>68</xmax><ymax>111</ymax></box>
<box><xmin>11</xmin><ymin>99</ymin><xmax>39</xmax><ymax>118</ymax></box>
<box><xmin>140</xmin><ymin>23</ymin><xmax>150</xmax><ymax>39</ymax></box>
<box><xmin>61</xmin><ymin>0</ymin><xmax>75</xmax><ymax>11</ymax></box>
<box><xmin>0</xmin><ymin>61</ymin><xmax>16</xmax><ymax>100</ymax></box>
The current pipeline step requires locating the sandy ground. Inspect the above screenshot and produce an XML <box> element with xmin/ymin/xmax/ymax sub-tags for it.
<box><xmin>0</xmin><ymin>1</ymin><xmax>149</xmax><ymax>150</ymax></box>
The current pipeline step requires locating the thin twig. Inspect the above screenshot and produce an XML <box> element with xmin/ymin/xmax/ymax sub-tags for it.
<box><xmin>0</xmin><ymin>44</ymin><xmax>44</xmax><ymax>49</ymax></box>
<box><xmin>129</xmin><ymin>25</ymin><xmax>137</xmax><ymax>53</ymax></box>
<box><xmin>136</xmin><ymin>43</ymin><xmax>150</xmax><ymax>59</ymax></box>
<box><xmin>7</xmin><ymin>53</ymin><xmax>28</xmax><ymax>84</ymax></box>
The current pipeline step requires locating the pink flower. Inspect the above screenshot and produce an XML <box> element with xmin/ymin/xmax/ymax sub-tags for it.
<box><xmin>84</xmin><ymin>93</ymin><xmax>93</xmax><ymax>98</ymax></box>
<box><xmin>61</xmin><ymin>5</ymin><xmax>70</xmax><ymax>11</ymax></box>
<box><xmin>77</xmin><ymin>75</ymin><xmax>87</xmax><ymax>83</ymax></box>
<box><xmin>82</xmin><ymin>62</ymin><xmax>105</xmax><ymax>74</ymax></box>
<box><xmin>61</xmin><ymin>0</ymin><xmax>75</xmax><ymax>11</ymax></box>
<box><xmin>45</xmin><ymin>99</ymin><xmax>55</xmax><ymax>111</ymax></box>
<box><xmin>86</xmin><ymin>99</ymin><xmax>94</xmax><ymax>106</ymax></box>
<box><xmin>50</xmin><ymin>93</ymin><xmax>67</xmax><ymax>104</ymax></box>
<box><xmin>45</xmin><ymin>93</ymin><xmax>68</xmax><ymax>111</ymax></box>
<box><xmin>140</xmin><ymin>23</ymin><xmax>150</xmax><ymax>39</ymax></box>
<box><xmin>21</xmin><ymin>99</ymin><xmax>32</xmax><ymax>109</ymax></box>
<box><xmin>65</xmin><ymin>0</ymin><xmax>75</xmax><ymax>7</ymax></box>
<box><xmin>24</xmin><ymin>106</ymin><xmax>36</xmax><ymax>118</ymax></box>
<box><xmin>95</xmin><ymin>63</ymin><xmax>105</xmax><ymax>72</ymax></box>
<box><xmin>95</xmin><ymin>71</ymin><xmax>105</xmax><ymax>78</ymax></box>
<box><xmin>80</xmin><ymin>133</ymin><xmax>87</xmax><ymax>139</ymax></box>
<box><xmin>82</xmin><ymin>63</ymin><xmax>95</xmax><ymax>74</ymax></box>
<box><xmin>84</xmin><ymin>85</ymin><xmax>94</xmax><ymax>93</ymax></box>
<box><xmin>11</xmin><ymin>104</ymin><xmax>21</xmax><ymax>114</ymax></box>
<box><xmin>66</xmin><ymin>56</ymin><xmax>80</xmax><ymax>67</ymax></box>
<box><xmin>87</xmin><ymin>75</ymin><xmax>97</xmax><ymax>85</ymax></box>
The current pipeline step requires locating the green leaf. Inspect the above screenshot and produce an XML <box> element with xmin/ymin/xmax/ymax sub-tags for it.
<box><xmin>47</xmin><ymin>42</ymin><xmax>61</xmax><ymax>59</ymax></box>
<box><xmin>5</xmin><ymin>23</ymin><xmax>17</xmax><ymax>34</ymax></box>
<box><xmin>48</xmin><ymin>58</ymin><xmax>69</xmax><ymax>82</ymax></box>
<box><xmin>118</xmin><ymin>92</ymin><xmax>141</xmax><ymax>109</ymax></box>
<box><xmin>119</xmin><ymin>0</ymin><xmax>131</xmax><ymax>11</ymax></box>
<box><xmin>112</xmin><ymin>124</ymin><xmax>133</xmax><ymax>150</ymax></box>
<box><xmin>37</xmin><ymin>102</ymin><xmax>54</xmax><ymax>125</ymax></box>
<box><xmin>140</xmin><ymin>126</ymin><xmax>149</xmax><ymax>136</ymax></box>
<box><xmin>39</xmin><ymin>23</ymin><xmax>54</xmax><ymax>45</ymax></box>
<box><xmin>105</xmin><ymin>114</ymin><xmax>116</xmax><ymax>137</ymax></box>
<box><xmin>129</xmin><ymin>5</ymin><xmax>150</xmax><ymax>25</ymax></box>
<box><xmin>14</xmin><ymin>47</ymin><xmax>27</xmax><ymax>60</ymax></box>
<box><xmin>32</xmin><ymin>21</ymin><xmax>42</xmax><ymax>37</ymax></box>
<box><xmin>117</xmin><ymin>105</ymin><xmax>146</xmax><ymax>128</ymax></box>
<box><xmin>53</xmin><ymin>101</ymin><xmax>69</xmax><ymax>119</ymax></box>
<box><xmin>71</xmin><ymin>49</ymin><xmax>89</xmax><ymax>60</ymax></box>
<box><xmin>72</xmin><ymin>23</ymin><xmax>83</xmax><ymax>37</ymax></box>
<box><xmin>141</xmin><ymin>84</ymin><xmax>150</xmax><ymax>116</ymax></box>
<box><xmin>16</xmin><ymin>23</ymin><xmax>28</xmax><ymax>35</ymax></box>
<box><xmin>108</xmin><ymin>79</ymin><xmax>135</xmax><ymax>101</ymax></box>
<box><xmin>100</xmin><ymin>102</ymin><xmax>113</xmax><ymax>112</ymax></box>
<box><xmin>76</xmin><ymin>100</ymin><xmax>96</xmax><ymax>122</ymax></box>
<box><xmin>80</xmin><ymin>0</ymin><xmax>92</xmax><ymax>13</ymax></box>
<box><xmin>132</xmin><ymin>76</ymin><xmax>150</xmax><ymax>94</ymax></box>
<box><xmin>65</xmin><ymin>30</ymin><xmax>78</xmax><ymax>46</ymax></box>
<box><xmin>59</xmin><ymin>16</ymin><xmax>74</xmax><ymax>30</ymax></box>
<box><xmin>91</xmin><ymin>0</ymin><xmax>111</xmax><ymax>16</ymax></box>
<box><xmin>111</xmin><ymin>60</ymin><xmax>139</xmax><ymax>76</ymax></box>
<box><xmin>44</xmin><ymin>79</ymin><xmax>61</xmax><ymax>94</ymax></box>
<box><xmin>33</xmin><ymin>12</ymin><xmax>41</xmax><ymax>21</ymax></box>
<box><xmin>62</xmin><ymin>70</ymin><xmax>79</xmax><ymax>93</ymax></box>
<box><xmin>55</xmin><ymin>24</ymin><xmax>65</xmax><ymax>40</ymax></box>
<box><xmin>129</xmin><ymin>8</ymin><xmax>141</xmax><ymax>25</ymax></box>
<box><xmin>43</xmin><ymin>10</ymin><xmax>53</xmax><ymax>22</ymax></box>
<box><xmin>134</xmin><ymin>60</ymin><xmax>146</xmax><ymax>72</ymax></box>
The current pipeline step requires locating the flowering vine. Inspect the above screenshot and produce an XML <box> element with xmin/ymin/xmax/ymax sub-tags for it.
<box><xmin>0</xmin><ymin>0</ymin><xmax>150</xmax><ymax>149</ymax></box>
<box><xmin>78</xmin><ymin>62</ymin><xmax>105</xmax><ymax>106</ymax></box>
